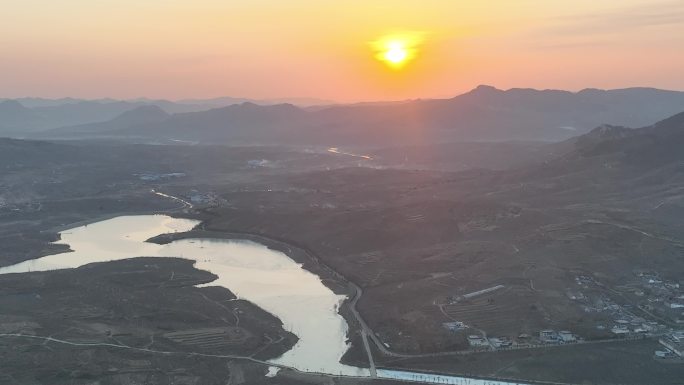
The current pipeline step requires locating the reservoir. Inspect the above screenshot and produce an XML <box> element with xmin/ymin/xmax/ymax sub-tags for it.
<box><xmin>0</xmin><ymin>214</ymin><xmax>530</xmax><ymax>384</ymax></box>
<box><xmin>0</xmin><ymin>215</ymin><xmax>368</xmax><ymax>377</ymax></box>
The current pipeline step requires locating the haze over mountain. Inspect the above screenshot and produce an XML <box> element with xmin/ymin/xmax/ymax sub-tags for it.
<box><xmin>483</xmin><ymin>109</ymin><xmax>682</xmax><ymax>229</ymax></box>
<box><xmin>0</xmin><ymin>100</ymin><xmax>174</xmax><ymax>135</ymax></box>
<box><xmin>30</xmin><ymin>85</ymin><xmax>684</xmax><ymax>146</ymax></box>
<box><xmin>0</xmin><ymin>100</ymin><xmax>47</xmax><ymax>133</ymax></box>
<box><xmin>567</xmin><ymin>110</ymin><xmax>684</xmax><ymax>167</ymax></box>
<box><xmin>174</xmin><ymin>96</ymin><xmax>334</xmax><ymax>108</ymax></box>
<box><xmin>0</xmin><ymin>96</ymin><xmax>336</xmax><ymax>136</ymax></box>
<box><xmin>43</xmin><ymin>105</ymin><xmax>171</xmax><ymax>137</ymax></box>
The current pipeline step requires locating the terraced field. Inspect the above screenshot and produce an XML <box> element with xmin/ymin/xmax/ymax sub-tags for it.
<box><xmin>164</xmin><ymin>327</ymin><xmax>251</xmax><ymax>349</ymax></box>
<box><xmin>443</xmin><ymin>285</ymin><xmax>542</xmax><ymax>337</ymax></box>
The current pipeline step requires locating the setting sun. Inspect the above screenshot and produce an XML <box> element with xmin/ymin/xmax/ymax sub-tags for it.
<box><xmin>384</xmin><ymin>42</ymin><xmax>408</xmax><ymax>64</ymax></box>
<box><xmin>372</xmin><ymin>33</ymin><xmax>424</xmax><ymax>69</ymax></box>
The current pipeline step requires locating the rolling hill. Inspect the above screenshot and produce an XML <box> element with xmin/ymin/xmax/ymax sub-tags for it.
<box><xmin>42</xmin><ymin>86</ymin><xmax>684</xmax><ymax>146</ymax></box>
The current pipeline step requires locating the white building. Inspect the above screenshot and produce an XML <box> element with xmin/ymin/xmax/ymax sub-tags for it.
<box><xmin>539</xmin><ymin>330</ymin><xmax>558</xmax><ymax>343</ymax></box>
<box><xmin>467</xmin><ymin>335</ymin><xmax>489</xmax><ymax>347</ymax></box>
<box><xmin>558</xmin><ymin>331</ymin><xmax>576</xmax><ymax>343</ymax></box>
<box><xmin>659</xmin><ymin>333</ymin><xmax>684</xmax><ymax>357</ymax></box>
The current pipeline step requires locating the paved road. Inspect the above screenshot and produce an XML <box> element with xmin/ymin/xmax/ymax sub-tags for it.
<box><xmin>151</xmin><ymin>189</ymin><xmax>194</xmax><ymax>209</ymax></box>
<box><xmin>361</xmin><ymin>330</ymin><xmax>377</xmax><ymax>378</ymax></box>
<box><xmin>0</xmin><ymin>333</ymin><xmax>276</xmax><ymax>367</ymax></box>
<box><xmin>348</xmin><ymin>281</ymin><xmax>403</xmax><ymax>357</ymax></box>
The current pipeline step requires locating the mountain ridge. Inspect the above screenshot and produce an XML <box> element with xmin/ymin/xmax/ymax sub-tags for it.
<box><xmin>9</xmin><ymin>86</ymin><xmax>684</xmax><ymax>145</ymax></box>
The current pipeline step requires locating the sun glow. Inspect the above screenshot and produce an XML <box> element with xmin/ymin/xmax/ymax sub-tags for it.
<box><xmin>372</xmin><ymin>32</ymin><xmax>424</xmax><ymax>69</ymax></box>
<box><xmin>384</xmin><ymin>41</ymin><xmax>408</xmax><ymax>64</ymax></box>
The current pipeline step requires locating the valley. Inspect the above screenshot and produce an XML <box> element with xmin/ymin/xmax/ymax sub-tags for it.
<box><xmin>1</xmin><ymin>110</ymin><xmax>683</xmax><ymax>384</ymax></box>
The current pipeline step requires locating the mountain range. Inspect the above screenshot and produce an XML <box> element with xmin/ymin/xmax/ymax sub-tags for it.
<box><xmin>0</xmin><ymin>96</ymin><xmax>332</xmax><ymax>135</ymax></box>
<box><xmin>3</xmin><ymin>86</ymin><xmax>684</xmax><ymax>145</ymax></box>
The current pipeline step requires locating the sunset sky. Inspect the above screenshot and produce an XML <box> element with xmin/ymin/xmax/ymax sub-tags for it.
<box><xmin>2</xmin><ymin>0</ymin><xmax>683</xmax><ymax>101</ymax></box>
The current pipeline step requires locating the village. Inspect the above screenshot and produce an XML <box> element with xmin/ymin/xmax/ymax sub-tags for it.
<box><xmin>440</xmin><ymin>272</ymin><xmax>684</xmax><ymax>362</ymax></box>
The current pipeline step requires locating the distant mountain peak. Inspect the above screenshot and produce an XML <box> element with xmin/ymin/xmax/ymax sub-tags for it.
<box><xmin>469</xmin><ymin>84</ymin><xmax>501</xmax><ymax>94</ymax></box>
<box><xmin>127</xmin><ymin>104</ymin><xmax>167</xmax><ymax>114</ymax></box>
<box><xmin>231</xmin><ymin>101</ymin><xmax>296</xmax><ymax>109</ymax></box>
<box><xmin>239</xmin><ymin>101</ymin><xmax>260</xmax><ymax>108</ymax></box>
<box><xmin>454</xmin><ymin>84</ymin><xmax>503</xmax><ymax>100</ymax></box>
<box><xmin>566</xmin><ymin>110</ymin><xmax>684</xmax><ymax>165</ymax></box>
<box><xmin>113</xmin><ymin>104</ymin><xmax>168</xmax><ymax>119</ymax></box>
<box><xmin>107</xmin><ymin>105</ymin><xmax>169</xmax><ymax>127</ymax></box>
<box><xmin>572</xmin><ymin>124</ymin><xmax>634</xmax><ymax>150</ymax></box>
<box><xmin>577</xmin><ymin>87</ymin><xmax>604</xmax><ymax>94</ymax></box>
<box><xmin>0</xmin><ymin>99</ymin><xmax>29</xmax><ymax>111</ymax></box>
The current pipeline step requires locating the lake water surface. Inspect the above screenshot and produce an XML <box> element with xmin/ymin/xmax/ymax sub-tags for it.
<box><xmin>0</xmin><ymin>215</ymin><xmax>368</xmax><ymax>376</ymax></box>
<box><xmin>0</xmin><ymin>214</ymin><xmax>531</xmax><ymax>384</ymax></box>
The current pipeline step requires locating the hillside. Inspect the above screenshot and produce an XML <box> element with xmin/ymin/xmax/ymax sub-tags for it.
<box><xmin>0</xmin><ymin>101</ymin><xmax>46</xmax><ymax>134</ymax></box>
<box><xmin>46</xmin><ymin>86</ymin><xmax>684</xmax><ymax>146</ymax></box>
<box><xmin>42</xmin><ymin>105</ymin><xmax>171</xmax><ymax>137</ymax></box>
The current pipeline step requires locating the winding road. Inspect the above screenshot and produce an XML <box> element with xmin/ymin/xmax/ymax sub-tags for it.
<box><xmin>0</xmin><ymin>333</ymin><xmax>277</xmax><ymax>367</ymax></box>
<box><xmin>151</xmin><ymin>189</ymin><xmax>194</xmax><ymax>209</ymax></box>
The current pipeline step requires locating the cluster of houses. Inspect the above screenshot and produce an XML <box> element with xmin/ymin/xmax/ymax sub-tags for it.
<box><xmin>466</xmin><ymin>335</ymin><xmax>514</xmax><ymax>348</ymax></box>
<box><xmin>464</xmin><ymin>330</ymin><xmax>578</xmax><ymax>349</ymax></box>
<box><xmin>609</xmin><ymin>318</ymin><xmax>662</xmax><ymax>336</ymax></box>
<box><xmin>465</xmin><ymin>335</ymin><xmax>513</xmax><ymax>349</ymax></box>
<box><xmin>466</xmin><ymin>335</ymin><xmax>490</xmax><ymax>348</ymax></box>
<box><xmin>635</xmin><ymin>272</ymin><xmax>684</xmax><ymax>322</ymax></box>
<box><xmin>488</xmin><ymin>336</ymin><xmax>513</xmax><ymax>348</ymax></box>
<box><xmin>657</xmin><ymin>331</ymin><xmax>684</xmax><ymax>359</ymax></box>
<box><xmin>539</xmin><ymin>330</ymin><xmax>577</xmax><ymax>344</ymax></box>
<box><xmin>445</xmin><ymin>321</ymin><xmax>581</xmax><ymax>350</ymax></box>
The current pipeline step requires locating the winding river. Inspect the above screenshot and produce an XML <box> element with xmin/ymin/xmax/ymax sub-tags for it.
<box><xmin>0</xmin><ymin>214</ymin><xmax>530</xmax><ymax>384</ymax></box>
<box><xmin>0</xmin><ymin>215</ymin><xmax>367</xmax><ymax>376</ymax></box>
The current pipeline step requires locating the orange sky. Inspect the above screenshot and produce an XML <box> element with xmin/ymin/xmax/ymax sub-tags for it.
<box><xmin>1</xmin><ymin>0</ymin><xmax>683</xmax><ymax>101</ymax></box>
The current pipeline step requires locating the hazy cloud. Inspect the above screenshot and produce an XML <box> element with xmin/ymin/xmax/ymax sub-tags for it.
<box><xmin>545</xmin><ymin>1</ymin><xmax>684</xmax><ymax>36</ymax></box>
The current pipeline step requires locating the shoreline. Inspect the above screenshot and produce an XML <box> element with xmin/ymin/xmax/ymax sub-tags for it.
<box><xmin>25</xmin><ymin>211</ymin><xmax>643</xmax><ymax>385</ymax></box>
<box><xmin>145</xmin><ymin>227</ymin><xmax>368</xmax><ymax>368</ymax></box>
<box><xmin>46</xmin><ymin>190</ymin><xmax>191</xmax><ymax>234</ymax></box>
